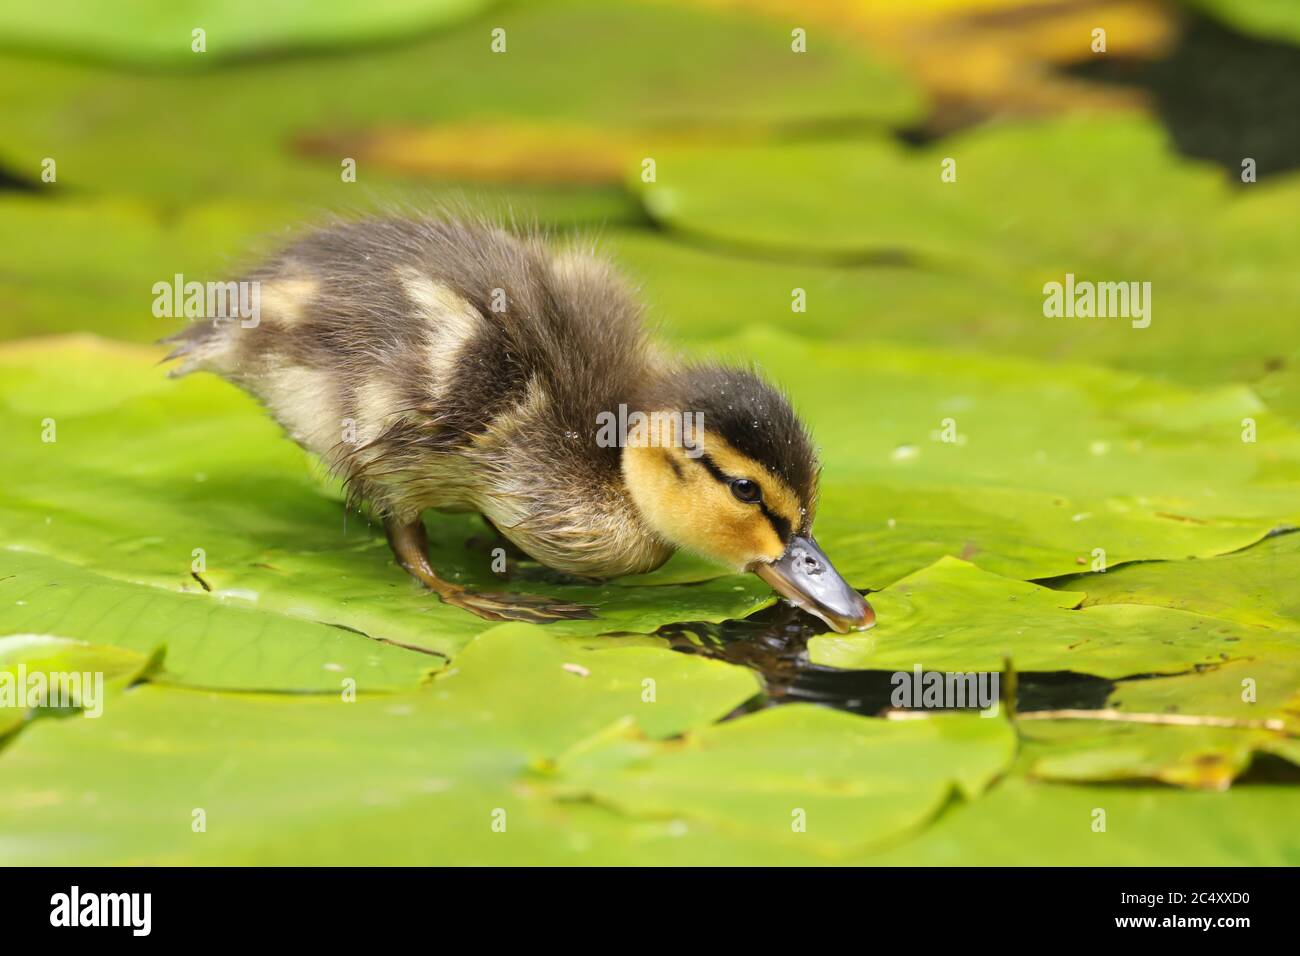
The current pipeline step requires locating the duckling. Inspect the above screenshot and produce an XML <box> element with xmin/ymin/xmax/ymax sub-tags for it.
<box><xmin>163</xmin><ymin>215</ymin><xmax>874</xmax><ymax>633</ymax></box>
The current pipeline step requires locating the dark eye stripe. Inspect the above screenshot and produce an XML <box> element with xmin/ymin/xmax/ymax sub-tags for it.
<box><xmin>694</xmin><ymin>454</ymin><xmax>792</xmax><ymax>542</ymax></box>
<box><xmin>695</xmin><ymin>453</ymin><xmax>730</xmax><ymax>486</ymax></box>
<box><xmin>760</xmin><ymin>503</ymin><xmax>792</xmax><ymax>542</ymax></box>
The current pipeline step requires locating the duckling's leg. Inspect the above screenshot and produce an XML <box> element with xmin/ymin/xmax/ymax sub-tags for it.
<box><xmin>384</xmin><ymin>517</ymin><xmax>594</xmax><ymax>623</ymax></box>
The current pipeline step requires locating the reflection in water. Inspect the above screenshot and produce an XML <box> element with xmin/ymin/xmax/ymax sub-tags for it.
<box><xmin>656</xmin><ymin>599</ymin><xmax>1114</xmax><ymax>716</ymax></box>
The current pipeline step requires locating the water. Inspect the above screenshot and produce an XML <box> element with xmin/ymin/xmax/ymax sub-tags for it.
<box><xmin>656</xmin><ymin>600</ymin><xmax>1114</xmax><ymax>716</ymax></box>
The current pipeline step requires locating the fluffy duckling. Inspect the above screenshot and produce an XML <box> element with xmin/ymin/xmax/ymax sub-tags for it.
<box><xmin>164</xmin><ymin>215</ymin><xmax>874</xmax><ymax>632</ymax></box>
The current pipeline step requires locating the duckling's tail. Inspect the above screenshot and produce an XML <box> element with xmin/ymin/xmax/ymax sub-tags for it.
<box><xmin>156</xmin><ymin>321</ymin><xmax>232</xmax><ymax>378</ymax></box>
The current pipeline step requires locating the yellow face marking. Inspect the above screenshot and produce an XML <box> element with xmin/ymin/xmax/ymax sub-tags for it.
<box><xmin>623</xmin><ymin>427</ymin><xmax>808</xmax><ymax>571</ymax></box>
<box><xmin>698</xmin><ymin>432</ymin><xmax>806</xmax><ymax>536</ymax></box>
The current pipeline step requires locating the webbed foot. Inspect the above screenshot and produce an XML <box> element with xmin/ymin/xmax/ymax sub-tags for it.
<box><xmin>439</xmin><ymin>587</ymin><xmax>595</xmax><ymax>623</ymax></box>
<box><xmin>386</xmin><ymin>516</ymin><xmax>594</xmax><ymax>625</ymax></box>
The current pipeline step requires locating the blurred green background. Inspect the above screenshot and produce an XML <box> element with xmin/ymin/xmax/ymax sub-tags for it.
<box><xmin>1</xmin><ymin>0</ymin><xmax>1299</xmax><ymax>865</ymax></box>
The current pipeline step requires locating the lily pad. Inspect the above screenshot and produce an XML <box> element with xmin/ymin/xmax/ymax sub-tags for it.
<box><xmin>632</xmin><ymin>117</ymin><xmax>1229</xmax><ymax>268</ymax></box>
<box><xmin>545</xmin><ymin>705</ymin><xmax>1015</xmax><ymax>857</ymax></box>
<box><xmin>845</xmin><ymin>533</ymin><xmax>1300</xmax><ymax>789</ymax></box>
<box><xmin>1016</xmin><ymin>657</ymin><xmax>1300</xmax><ymax>788</ymax></box>
<box><xmin>810</xmin><ymin>557</ymin><xmax>1300</xmax><ymax>678</ymax></box>
<box><xmin>0</xmin><ymin>634</ymin><xmax>153</xmax><ymax>735</ymax></box>
<box><xmin>610</xmin><ymin>228</ymin><xmax>1040</xmax><ymax>347</ymax></box>
<box><xmin>0</xmin><ymin>0</ymin><xmax>491</xmax><ymax>68</ymax></box>
<box><xmin>1046</xmin><ymin>530</ymin><xmax>1300</xmax><ymax>629</ymax></box>
<box><xmin>0</xmin><ymin>196</ymin><xmax>292</xmax><ymax>344</ymax></box>
<box><xmin>1255</xmin><ymin>353</ymin><xmax>1300</xmax><ymax>428</ymax></box>
<box><xmin>437</xmin><ymin>622</ymin><xmax>761</xmax><ymax>747</ymax></box>
<box><xmin>610</xmin><ymin>225</ymin><xmax>1296</xmax><ymax>389</ymax></box>
<box><xmin>0</xmin><ymin>626</ymin><xmax>760</xmax><ymax>864</ymax></box>
<box><xmin>0</xmin><ymin>550</ymin><xmax>443</xmax><ymax>692</ymax></box>
<box><xmin>1020</xmin><ymin>719</ymin><xmax>1299</xmax><ymax>789</ymax></box>
<box><xmin>0</xmin><ymin>193</ymin><xmax>644</xmax><ymax>346</ymax></box>
<box><xmin>0</xmin><ymin>1</ymin><xmax>919</xmax><ymax>206</ymax></box>
<box><xmin>858</xmin><ymin>774</ymin><xmax>1300</xmax><ymax>865</ymax></box>
<box><xmin>1110</xmin><ymin>658</ymin><xmax>1300</xmax><ymax>723</ymax></box>
<box><xmin>630</xmin><ymin>116</ymin><xmax>1300</xmax><ymax>385</ymax></box>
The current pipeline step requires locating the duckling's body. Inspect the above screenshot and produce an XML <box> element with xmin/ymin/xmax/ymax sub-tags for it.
<box><xmin>167</xmin><ymin>215</ymin><xmax>873</xmax><ymax>630</ymax></box>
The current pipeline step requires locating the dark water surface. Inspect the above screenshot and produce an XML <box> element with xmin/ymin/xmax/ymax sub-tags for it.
<box><xmin>656</xmin><ymin>600</ymin><xmax>1115</xmax><ymax>716</ymax></box>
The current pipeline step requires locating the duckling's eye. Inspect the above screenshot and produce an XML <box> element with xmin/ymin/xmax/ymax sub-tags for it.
<box><xmin>730</xmin><ymin>478</ymin><xmax>762</xmax><ymax>504</ymax></box>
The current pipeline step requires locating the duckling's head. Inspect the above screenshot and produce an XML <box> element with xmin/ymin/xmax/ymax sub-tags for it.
<box><xmin>622</xmin><ymin>365</ymin><xmax>874</xmax><ymax>633</ymax></box>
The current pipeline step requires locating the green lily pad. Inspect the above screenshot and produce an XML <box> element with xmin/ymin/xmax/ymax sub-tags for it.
<box><xmin>984</xmin><ymin>532</ymin><xmax>1300</xmax><ymax>791</ymax></box>
<box><xmin>633</xmin><ymin>117</ymin><xmax>1226</xmax><ymax>267</ymax></box>
<box><xmin>436</xmin><ymin>623</ymin><xmax>761</xmax><ymax>748</ymax></box>
<box><xmin>545</xmin><ymin>705</ymin><xmax>1015</xmax><ymax>858</ymax></box>
<box><xmin>0</xmin><ymin>193</ymin><xmax>643</xmax><ymax>345</ymax></box>
<box><xmin>633</xmin><ymin>115</ymin><xmax>1288</xmax><ymax>271</ymax></box>
<box><xmin>1017</xmin><ymin>657</ymin><xmax>1300</xmax><ymax>788</ymax></box>
<box><xmin>858</xmin><ymin>774</ymin><xmax>1300</xmax><ymax>865</ymax></box>
<box><xmin>1111</xmin><ymin>658</ymin><xmax>1300</xmax><ymax>723</ymax></box>
<box><xmin>0</xmin><ymin>550</ymin><xmax>443</xmax><ymax>692</ymax></box>
<box><xmin>810</xmin><ymin>557</ymin><xmax>1300</xmax><ymax>678</ymax></box>
<box><xmin>0</xmin><ymin>634</ymin><xmax>154</xmax><ymax>735</ymax></box>
<box><xmin>630</xmin><ymin>116</ymin><xmax>1300</xmax><ymax>386</ymax></box>
<box><xmin>610</xmin><ymin>228</ymin><xmax>1039</xmax><ymax>346</ymax></box>
<box><xmin>0</xmin><ymin>0</ymin><xmax>490</xmax><ymax>68</ymax></box>
<box><xmin>1021</xmin><ymin>719</ymin><xmax>1299</xmax><ymax>789</ymax></box>
<box><xmin>0</xmin><ymin>626</ymin><xmax>759</xmax><ymax>864</ymax></box>
<box><xmin>609</xmin><ymin>225</ymin><xmax>1295</xmax><ymax>389</ymax></box>
<box><xmin>1047</xmin><ymin>530</ymin><xmax>1300</xmax><ymax>629</ymax></box>
<box><xmin>0</xmin><ymin>196</ymin><xmax>292</xmax><ymax>344</ymax></box>
<box><xmin>821</xmin><ymin>536</ymin><xmax>1300</xmax><ymax>788</ymax></box>
<box><xmin>1255</xmin><ymin>353</ymin><xmax>1300</xmax><ymax>428</ymax></box>
<box><xmin>0</xmin><ymin>1</ymin><xmax>918</xmax><ymax>207</ymax></box>
<box><xmin>0</xmin><ymin>633</ymin><xmax>151</xmax><ymax>683</ymax></box>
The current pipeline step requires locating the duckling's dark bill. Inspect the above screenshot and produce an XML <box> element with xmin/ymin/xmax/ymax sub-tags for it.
<box><xmin>752</xmin><ymin>536</ymin><xmax>875</xmax><ymax>634</ymax></box>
